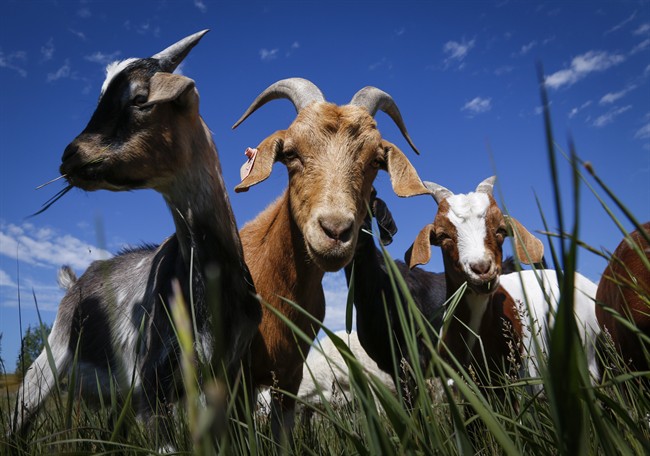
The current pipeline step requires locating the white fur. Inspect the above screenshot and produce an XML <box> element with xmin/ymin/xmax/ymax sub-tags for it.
<box><xmin>446</xmin><ymin>192</ymin><xmax>491</xmax><ymax>280</ymax></box>
<box><xmin>101</xmin><ymin>58</ymin><xmax>137</xmax><ymax>97</ymax></box>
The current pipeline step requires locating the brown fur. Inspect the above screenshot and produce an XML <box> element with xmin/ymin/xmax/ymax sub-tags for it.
<box><xmin>237</xmin><ymin>100</ymin><xmax>427</xmax><ymax>434</ymax></box>
<box><xmin>596</xmin><ymin>222</ymin><xmax>650</xmax><ymax>371</ymax></box>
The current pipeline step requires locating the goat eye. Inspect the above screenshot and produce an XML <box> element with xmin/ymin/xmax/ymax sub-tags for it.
<box><xmin>132</xmin><ymin>95</ymin><xmax>148</xmax><ymax>107</ymax></box>
<box><xmin>496</xmin><ymin>227</ymin><xmax>508</xmax><ymax>241</ymax></box>
<box><xmin>283</xmin><ymin>149</ymin><xmax>299</xmax><ymax>161</ymax></box>
<box><xmin>436</xmin><ymin>232</ymin><xmax>451</xmax><ymax>244</ymax></box>
<box><xmin>370</xmin><ymin>158</ymin><xmax>383</xmax><ymax>169</ymax></box>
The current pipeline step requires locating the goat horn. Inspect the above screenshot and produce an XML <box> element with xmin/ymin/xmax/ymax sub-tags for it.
<box><xmin>423</xmin><ymin>181</ymin><xmax>453</xmax><ymax>204</ymax></box>
<box><xmin>152</xmin><ymin>29</ymin><xmax>209</xmax><ymax>73</ymax></box>
<box><xmin>233</xmin><ymin>78</ymin><xmax>325</xmax><ymax>129</ymax></box>
<box><xmin>349</xmin><ymin>87</ymin><xmax>419</xmax><ymax>155</ymax></box>
<box><xmin>475</xmin><ymin>176</ymin><xmax>496</xmax><ymax>195</ymax></box>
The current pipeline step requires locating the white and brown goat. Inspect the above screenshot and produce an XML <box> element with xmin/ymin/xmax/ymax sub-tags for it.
<box><xmin>232</xmin><ymin>78</ymin><xmax>428</xmax><ymax>436</ymax></box>
<box><xmin>407</xmin><ymin>177</ymin><xmax>600</xmax><ymax>392</ymax></box>
<box><xmin>596</xmin><ymin>222</ymin><xmax>650</xmax><ymax>372</ymax></box>
<box><xmin>12</xmin><ymin>31</ymin><xmax>261</xmax><ymax>439</ymax></box>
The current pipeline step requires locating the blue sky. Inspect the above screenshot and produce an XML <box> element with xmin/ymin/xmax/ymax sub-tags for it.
<box><xmin>1</xmin><ymin>0</ymin><xmax>648</xmax><ymax>371</ymax></box>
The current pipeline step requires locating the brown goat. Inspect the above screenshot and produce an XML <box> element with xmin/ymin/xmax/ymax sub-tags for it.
<box><xmin>596</xmin><ymin>222</ymin><xmax>650</xmax><ymax>371</ymax></box>
<box><xmin>233</xmin><ymin>78</ymin><xmax>428</xmax><ymax>437</ymax></box>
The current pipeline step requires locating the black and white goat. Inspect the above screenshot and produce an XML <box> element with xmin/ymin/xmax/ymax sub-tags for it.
<box><xmin>12</xmin><ymin>31</ymin><xmax>261</xmax><ymax>439</ymax></box>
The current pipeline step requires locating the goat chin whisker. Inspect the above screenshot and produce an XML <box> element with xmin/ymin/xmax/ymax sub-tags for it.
<box><xmin>35</xmin><ymin>174</ymin><xmax>67</xmax><ymax>190</ymax></box>
<box><xmin>28</xmin><ymin>184</ymin><xmax>73</xmax><ymax>218</ymax></box>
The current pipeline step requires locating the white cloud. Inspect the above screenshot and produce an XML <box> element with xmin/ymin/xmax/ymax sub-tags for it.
<box><xmin>322</xmin><ymin>271</ymin><xmax>353</xmax><ymax>332</ymax></box>
<box><xmin>443</xmin><ymin>38</ymin><xmax>475</xmax><ymax>69</ymax></box>
<box><xmin>600</xmin><ymin>85</ymin><xmax>636</xmax><ymax>105</ymax></box>
<box><xmin>630</xmin><ymin>38</ymin><xmax>650</xmax><ymax>55</ymax></box>
<box><xmin>0</xmin><ymin>277</ymin><xmax>65</xmax><ymax>312</ymax></box>
<box><xmin>568</xmin><ymin>100</ymin><xmax>592</xmax><ymax>118</ymax></box>
<box><xmin>286</xmin><ymin>41</ymin><xmax>300</xmax><ymax>57</ymax></box>
<box><xmin>634</xmin><ymin>23</ymin><xmax>650</xmax><ymax>35</ymax></box>
<box><xmin>605</xmin><ymin>10</ymin><xmax>637</xmax><ymax>35</ymax></box>
<box><xmin>40</xmin><ymin>38</ymin><xmax>54</xmax><ymax>62</ymax></box>
<box><xmin>514</xmin><ymin>40</ymin><xmax>537</xmax><ymax>57</ymax></box>
<box><xmin>0</xmin><ymin>222</ymin><xmax>111</xmax><ymax>271</ymax></box>
<box><xmin>0</xmin><ymin>269</ymin><xmax>17</xmax><ymax>288</ymax></box>
<box><xmin>259</xmin><ymin>48</ymin><xmax>279</xmax><ymax>62</ymax></box>
<box><xmin>634</xmin><ymin>122</ymin><xmax>650</xmax><ymax>139</ymax></box>
<box><xmin>85</xmin><ymin>51</ymin><xmax>122</xmax><ymax>66</ymax></box>
<box><xmin>46</xmin><ymin>59</ymin><xmax>72</xmax><ymax>82</ymax></box>
<box><xmin>462</xmin><ymin>97</ymin><xmax>492</xmax><ymax>115</ymax></box>
<box><xmin>0</xmin><ymin>49</ymin><xmax>27</xmax><ymax>77</ymax></box>
<box><xmin>69</xmin><ymin>28</ymin><xmax>86</xmax><ymax>41</ymax></box>
<box><xmin>592</xmin><ymin>105</ymin><xmax>632</xmax><ymax>127</ymax></box>
<box><xmin>369</xmin><ymin>57</ymin><xmax>393</xmax><ymax>71</ymax></box>
<box><xmin>194</xmin><ymin>0</ymin><xmax>207</xmax><ymax>13</ymax></box>
<box><xmin>545</xmin><ymin>50</ymin><xmax>625</xmax><ymax>89</ymax></box>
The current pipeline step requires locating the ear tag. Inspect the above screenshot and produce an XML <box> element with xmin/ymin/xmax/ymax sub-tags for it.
<box><xmin>240</xmin><ymin>147</ymin><xmax>258</xmax><ymax>180</ymax></box>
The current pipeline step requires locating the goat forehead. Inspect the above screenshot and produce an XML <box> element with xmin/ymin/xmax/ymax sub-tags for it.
<box><xmin>445</xmin><ymin>192</ymin><xmax>491</xmax><ymax>252</ymax></box>
<box><xmin>101</xmin><ymin>58</ymin><xmax>138</xmax><ymax>97</ymax></box>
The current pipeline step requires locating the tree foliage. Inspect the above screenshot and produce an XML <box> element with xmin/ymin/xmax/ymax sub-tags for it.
<box><xmin>16</xmin><ymin>323</ymin><xmax>51</xmax><ymax>377</ymax></box>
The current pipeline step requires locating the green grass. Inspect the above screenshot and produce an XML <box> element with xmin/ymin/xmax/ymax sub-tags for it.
<box><xmin>2</xmin><ymin>81</ymin><xmax>649</xmax><ymax>455</ymax></box>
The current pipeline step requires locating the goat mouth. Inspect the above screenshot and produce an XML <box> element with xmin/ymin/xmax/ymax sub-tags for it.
<box><xmin>467</xmin><ymin>276</ymin><xmax>500</xmax><ymax>295</ymax></box>
<box><xmin>305</xmin><ymin>240</ymin><xmax>355</xmax><ymax>272</ymax></box>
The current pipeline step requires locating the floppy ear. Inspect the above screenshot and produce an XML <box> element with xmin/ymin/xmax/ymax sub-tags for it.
<box><xmin>381</xmin><ymin>140</ymin><xmax>429</xmax><ymax>197</ymax></box>
<box><xmin>505</xmin><ymin>216</ymin><xmax>544</xmax><ymax>265</ymax></box>
<box><xmin>143</xmin><ymin>72</ymin><xmax>196</xmax><ymax>107</ymax></box>
<box><xmin>234</xmin><ymin>131</ymin><xmax>285</xmax><ymax>192</ymax></box>
<box><xmin>405</xmin><ymin>223</ymin><xmax>435</xmax><ymax>269</ymax></box>
<box><xmin>372</xmin><ymin>197</ymin><xmax>397</xmax><ymax>245</ymax></box>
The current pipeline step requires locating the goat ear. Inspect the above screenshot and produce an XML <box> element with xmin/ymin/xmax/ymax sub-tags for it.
<box><xmin>505</xmin><ymin>216</ymin><xmax>544</xmax><ymax>265</ymax></box>
<box><xmin>372</xmin><ymin>197</ymin><xmax>397</xmax><ymax>245</ymax></box>
<box><xmin>381</xmin><ymin>140</ymin><xmax>429</xmax><ymax>197</ymax></box>
<box><xmin>234</xmin><ymin>131</ymin><xmax>284</xmax><ymax>193</ymax></box>
<box><xmin>144</xmin><ymin>72</ymin><xmax>197</xmax><ymax>107</ymax></box>
<box><xmin>405</xmin><ymin>223</ymin><xmax>435</xmax><ymax>269</ymax></box>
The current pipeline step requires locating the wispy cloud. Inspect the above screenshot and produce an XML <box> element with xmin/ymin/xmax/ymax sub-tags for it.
<box><xmin>513</xmin><ymin>40</ymin><xmax>537</xmax><ymax>57</ymax></box>
<box><xmin>0</xmin><ymin>222</ymin><xmax>111</xmax><ymax>271</ymax></box>
<box><xmin>0</xmin><ymin>276</ymin><xmax>65</xmax><ymax>312</ymax></box>
<box><xmin>40</xmin><ymin>38</ymin><xmax>54</xmax><ymax>62</ymax></box>
<box><xmin>286</xmin><ymin>41</ymin><xmax>300</xmax><ymax>57</ymax></box>
<box><xmin>568</xmin><ymin>100</ymin><xmax>592</xmax><ymax>118</ymax></box>
<box><xmin>629</xmin><ymin>38</ymin><xmax>650</xmax><ymax>55</ymax></box>
<box><xmin>46</xmin><ymin>59</ymin><xmax>72</xmax><ymax>82</ymax></box>
<box><xmin>462</xmin><ymin>96</ymin><xmax>492</xmax><ymax>116</ymax></box>
<box><xmin>545</xmin><ymin>50</ymin><xmax>625</xmax><ymax>89</ymax></box>
<box><xmin>124</xmin><ymin>20</ymin><xmax>161</xmax><ymax>38</ymax></box>
<box><xmin>259</xmin><ymin>48</ymin><xmax>279</xmax><ymax>62</ymax></box>
<box><xmin>442</xmin><ymin>38</ymin><xmax>475</xmax><ymax>69</ymax></box>
<box><xmin>194</xmin><ymin>0</ymin><xmax>207</xmax><ymax>13</ymax></box>
<box><xmin>634</xmin><ymin>23</ymin><xmax>650</xmax><ymax>35</ymax></box>
<box><xmin>68</xmin><ymin>28</ymin><xmax>86</xmax><ymax>41</ymax></box>
<box><xmin>600</xmin><ymin>85</ymin><xmax>637</xmax><ymax>105</ymax></box>
<box><xmin>593</xmin><ymin>105</ymin><xmax>632</xmax><ymax>127</ymax></box>
<box><xmin>369</xmin><ymin>57</ymin><xmax>393</xmax><ymax>71</ymax></box>
<box><xmin>634</xmin><ymin>121</ymin><xmax>650</xmax><ymax>139</ymax></box>
<box><xmin>85</xmin><ymin>51</ymin><xmax>122</xmax><ymax>66</ymax></box>
<box><xmin>0</xmin><ymin>49</ymin><xmax>28</xmax><ymax>77</ymax></box>
<box><xmin>0</xmin><ymin>269</ymin><xmax>17</xmax><ymax>288</ymax></box>
<box><xmin>605</xmin><ymin>10</ymin><xmax>637</xmax><ymax>35</ymax></box>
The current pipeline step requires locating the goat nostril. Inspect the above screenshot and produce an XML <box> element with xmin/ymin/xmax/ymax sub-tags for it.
<box><xmin>319</xmin><ymin>217</ymin><xmax>354</xmax><ymax>242</ymax></box>
<box><xmin>62</xmin><ymin>144</ymin><xmax>78</xmax><ymax>162</ymax></box>
<box><xmin>470</xmin><ymin>260</ymin><xmax>491</xmax><ymax>276</ymax></box>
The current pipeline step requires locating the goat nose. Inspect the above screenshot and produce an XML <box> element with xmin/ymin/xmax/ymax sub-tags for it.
<box><xmin>62</xmin><ymin>143</ymin><xmax>78</xmax><ymax>162</ymax></box>
<box><xmin>319</xmin><ymin>215</ymin><xmax>354</xmax><ymax>243</ymax></box>
<box><xmin>470</xmin><ymin>259</ymin><xmax>491</xmax><ymax>276</ymax></box>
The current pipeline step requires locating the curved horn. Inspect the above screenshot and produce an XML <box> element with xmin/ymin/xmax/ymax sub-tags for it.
<box><xmin>349</xmin><ymin>86</ymin><xmax>419</xmax><ymax>155</ymax></box>
<box><xmin>423</xmin><ymin>181</ymin><xmax>453</xmax><ymax>204</ymax></box>
<box><xmin>233</xmin><ymin>78</ymin><xmax>325</xmax><ymax>129</ymax></box>
<box><xmin>475</xmin><ymin>176</ymin><xmax>496</xmax><ymax>195</ymax></box>
<box><xmin>152</xmin><ymin>29</ymin><xmax>209</xmax><ymax>73</ymax></box>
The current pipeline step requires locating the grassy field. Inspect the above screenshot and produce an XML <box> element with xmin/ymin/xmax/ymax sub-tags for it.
<box><xmin>1</xmin><ymin>84</ymin><xmax>649</xmax><ymax>455</ymax></box>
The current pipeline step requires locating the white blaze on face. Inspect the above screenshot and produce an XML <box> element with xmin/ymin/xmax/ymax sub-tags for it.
<box><xmin>100</xmin><ymin>58</ymin><xmax>138</xmax><ymax>98</ymax></box>
<box><xmin>446</xmin><ymin>191</ymin><xmax>491</xmax><ymax>278</ymax></box>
